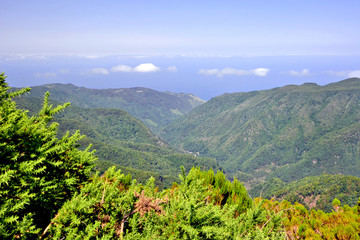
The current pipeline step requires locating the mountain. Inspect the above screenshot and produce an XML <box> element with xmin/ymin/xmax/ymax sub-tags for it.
<box><xmin>249</xmin><ymin>174</ymin><xmax>360</xmax><ymax>212</ymax></box>
<box><xmin>15</xmin><ymin>95</ymin><xmax>220</xmax><ymax>188</ymax></box>
<box><xmin>161</xmin><ymin>78</ymin><xmax>360</xmax><ymax>187</ymax></box>
<box><xmin>17</xmin><ymin>83</ymin><xmax>205</xmax><ymax>133</ymax></box>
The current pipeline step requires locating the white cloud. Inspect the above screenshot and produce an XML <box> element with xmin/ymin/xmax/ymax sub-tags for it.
<box><xmin>133</xmin><ymin>63</ymin><xmax>160</xmax><ymax>72</ymax></box>
<box><xmin>167</xmin><ymin>66</ymin><xmax>178</xmax><ymax>72</ymax></box>
<box><xmin>325</xmin><ymin>70</ymin><xmax>360</xmax><ymax>78</ymax></box>
<box><xmin>59</xmin><ymin>69</ymin><xmax>70</xmax><ymax>74</ymax></box>
<box><xmin>288</xmin><ymin>69</ymin><xmax>311</xmax><ymax>77</ymax></box>
<box><xmin>34</xmin><ymin>72</ymin><xmax>57</xmax><ymax>78</ymax></box>
<box><xmin>348</xmin><ymin>70</ymin><xmax>360</xmax><ymax>78</ymax></box>
<box><xmin>324</xmin><ymin>70</ymin><xmax>348</xmax><ymax>77</ymax></box>
<box><xmin>198</xmin><ymin>69</ymin><xmax>220</xmax><ymax>76</ymax></box>
<box><xmin>111</xmin><ymin>65</ymin><xmax>133</xmax><ymax>72</ymax></box>
<box><xmin>252</xmin><ymin>68</ymin><xmax>270</xmax><ymax>77</ymax></box>
<box><xmin>221</xmin><ymin>68</ymin><xmax>249</xmax><ymax>76</ymax></box>
<box><xmin>90</xmin><ymin>68</ymin><xmax>109</xmax><ymax>75</ymax></box>
<box><xmin>110</xmin><ymin>63</ymin><xmax>161</xmax><ymax>73</ymax></box>
<box><xmin>198</xmin><ymin>67</ymin><xmax>269</xmax><ymax>77</ymax></box>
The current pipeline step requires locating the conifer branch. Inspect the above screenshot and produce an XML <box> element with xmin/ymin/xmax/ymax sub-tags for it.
<box><xmin>40</xmin><ymin>213</ymin><xmax>59</xmax><ymax>239</ymax></box>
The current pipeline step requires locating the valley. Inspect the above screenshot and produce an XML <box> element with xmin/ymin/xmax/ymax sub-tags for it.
<box><xmin>15</xmin><ymin>94</ymin><xmax>219</xmax><ymax>189</ymax></box>
<box><xmin>14</xmin><ymin>78</ymin><xmax>360</xmax><ymax>208</ymax></box>
<box><xmin>3</xmin><ymin>74</ymin><xmax>360</xmax><ymax>238</ymax></box>
<box><xmin>162</xmin><ymin>78</ymin><xmax>360</xmax><ymax>189</ymax></box>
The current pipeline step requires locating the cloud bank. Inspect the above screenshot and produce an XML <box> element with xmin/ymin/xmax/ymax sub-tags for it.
<box><xmin>198</xmin><ymin>67</ymin><xmax>269</xmax><ymax>77</ymax></box>
<box><xmin>7</xmin><ymin>55</ymin><xmax>48</xmax><ymax>61</ymax></box>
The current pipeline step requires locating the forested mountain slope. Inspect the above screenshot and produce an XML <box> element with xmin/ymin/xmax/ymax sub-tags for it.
<box><xmin>16</xmin><ymin>83</ymin><xmax>205</xmax><ymax>133</ymax></box>
<box><xmin>161</xmin><ymin>78</ymin><xmax>360</xmax><ymax>186</ymax></box>
<box><xmin>15</xmin><ymin>96</ymin><xmax>220</xmax><ymax>188</ymax></box>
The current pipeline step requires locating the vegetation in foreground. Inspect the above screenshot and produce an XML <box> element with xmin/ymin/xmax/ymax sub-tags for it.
<box><xmin>250</xmin><ymin>174</ymin><xmax>360</xmax><ymax>212</ymax></box>
<box><xmin>1</xmin><ymin>72</ymin><xmax>360</xmax><ymax>239</ymax></box>
<box><xmin>0</xmin><ymin>73</ymin><xmax>96</xmax><ymax>237</ymax></box>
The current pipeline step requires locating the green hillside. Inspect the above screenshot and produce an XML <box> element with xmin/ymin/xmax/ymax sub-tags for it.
<box><xmin>15</xmin><ymin>96</ymin><xmax>220</xmax><ymax>188</ymax></box>
<box><xmin>161</xmin><ymin>78</ymin><xmax>360</xmax><ymax>187</ymax></box>
<box><xmin>250</xmin><ymin>174</ymin><xmax>360</xmax><ymax>212</ymax></box>
<box><xmin>16</xmin><ymin>83</ymin><xmax>205</xmax><ymax>133</ymax></box>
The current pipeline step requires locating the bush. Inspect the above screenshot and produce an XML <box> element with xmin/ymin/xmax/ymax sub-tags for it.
<box><xmin>0</xmin><ymin>72</ymin><xmax>96</xmax><ymax>238</ymax></box>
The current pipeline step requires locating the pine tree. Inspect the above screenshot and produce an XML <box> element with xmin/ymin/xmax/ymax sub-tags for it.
<box><xmin>0</xmin><ymin>72</ymin><xmax>96</xmax><ymax>238</ymax></box>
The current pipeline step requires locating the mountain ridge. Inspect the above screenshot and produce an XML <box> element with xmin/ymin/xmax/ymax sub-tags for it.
<box><xmin>15</xmin><ymin>83</ymin><xmax>206</xmax><ymax>133</ymax></box>
<box><xmin>161</xmin><ymin>78</ymin><xmax>360</xmax><ymax>187</ymax></box>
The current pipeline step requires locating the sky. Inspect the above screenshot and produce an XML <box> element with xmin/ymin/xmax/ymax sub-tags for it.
<box><xmin>2</xmin><ymin>0</ymin><xmax>360</xmax><ymax>56</ymax></box>
<box><xmin>1</xmin><ymin>0</ymin><xmax>360</xmax><ymax>99</ymax></box>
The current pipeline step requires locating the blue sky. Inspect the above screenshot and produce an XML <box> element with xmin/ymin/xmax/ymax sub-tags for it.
<box><xmin>2</xmin><ymin>0</ymin><xmax>360</xmax><ymax>56</ymax></box>
<box><xmin>1</xmin><ymin>1</ymin><xmax>360</xmax><ymax>99</ymax></box>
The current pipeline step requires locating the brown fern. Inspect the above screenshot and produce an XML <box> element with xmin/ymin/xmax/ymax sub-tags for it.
<box><xmin>133</xmin><ymin>190</ymin><xmax>168</xmax><ymax>217</ymax></box>
<box><xmin>118</xmin><ymin>190</ymin><xmax>168</xmax><ymax>240</ymax></box>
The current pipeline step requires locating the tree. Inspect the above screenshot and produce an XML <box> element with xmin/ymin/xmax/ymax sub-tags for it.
<box><xmin>45</xmin><ymin>167</ymin><xmax>285</xmax><ymax>239</ymax></box>
<box><xmin>332</xmin><ymin>198</ymin><xmax>341</xmax><ymax>212</ymax></box>
<box><xmin>0</xmin><ymin>72</ymin><xmax>96</xmax><ymax>238</ymax></box>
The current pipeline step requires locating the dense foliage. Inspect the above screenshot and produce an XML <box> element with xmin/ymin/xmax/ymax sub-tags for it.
<box><xmin>0</xmin><ymin>73</ymin><xmax>96</xmax><ymax>238</ymax></box>
<box><xmin>15</xmin><ymin>96</ymin><xmax>220</xmax><ymax>189</ymax></box>
<box><xmin>41</xmin><ymin>167</ymin><xmax>360</xmax><ymax>239</ymax></box>
<box><xmin>261</xmin><ymin>198</ymin><xmax>360</xmax><ymax>239</ymax></box>
<box><xmin>44</xmin><ymin>167</ymin><xmax>285</xmax><ymax>239</ymax></box>
<box><xmin>250</xmin><ymin>174</ymin><xmax>360</xmax><ymax>212</ymax></box>
<box><xmin>161</xmin><ymin>78</ymin><xmax>360</xmax><ymax>187</ymax></box>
